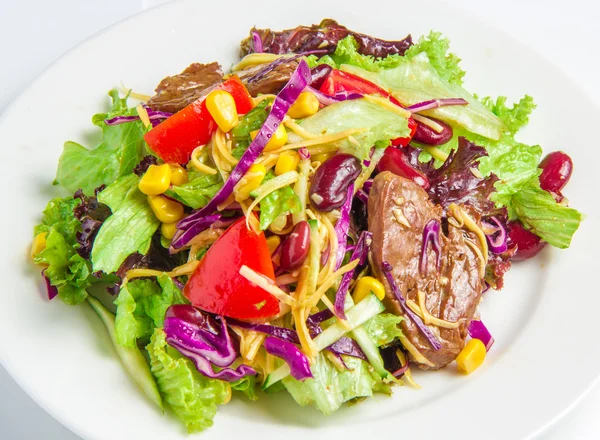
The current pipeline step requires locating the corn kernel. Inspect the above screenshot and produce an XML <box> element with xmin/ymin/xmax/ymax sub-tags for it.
<box><xmin>161</xmin><ymin>222</ymin><xmax>178</xmax><ymax>240</ymax></box>
<box><xmin>456</xmin><ymin>339</ymin><xmax>486</xmax><ymax>375</ymax></box>
<box><xmin>206</xmin><ymin>90</ymin><xmax>239</xmax><ymax>132</ymax></box>
<box><xmin>275</xmin><ymin>151</ymin><xmax>300</xmax><ymax>176</ymax></box>
<box><xmin>31</xmin><ymin>232</ymin><xmax>47</xmax><ymax>259</ymax></box>
<box><xmin>312</xmin><ymin>152</ymin><xmax>334</xmax><ymax>163</ymax></box>
<box><xmin>234</xmin><ymin>163</ymin><xmax>267</xmax><ymax>202</ymax></box>
<box><xmin>266</xmin><ymin>235</ymin><xmax>281</xmax><ymax>254</ymax></box>
<box><xmin>139</xmin><ymin>164</ymin><xmax>172</xmax><ymax>195</ymax></box>
<box><xmin>169</xmin><ymin>164</ymin><xmax>188</xmax><ymax>186</ymax></box>
<box><xmin>148</xmin><ymin>195</ymin><xmax>184</xmax><ymax>223</ymax></box>
<box><xmin>250</xmin><ymin>124</ymin><xmax>288</xmax><ymax>152</ymax></box>
<box><xmin>287</xmin><ymin>92</ymin><xmax>320</xmax><ymax>119</ymax></box>
<box><xmin>352</xmin><ymin>276</ymin><xmax>386</xmax><ymax>303</ymax></box>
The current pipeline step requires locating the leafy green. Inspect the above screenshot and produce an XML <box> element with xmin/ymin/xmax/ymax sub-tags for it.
<box><xmin>362</xmin><ymin>313</ymin><xmax>403</xmax><ymax>347</ymax></box>
<box><xmin>231</xmin><ymin>375</ymin><xmax>258</xmax><ymax>401</ymax></box>
<box><xmin>289</xmin><ymin>99</ymin><xmax>409</xmax><ymax>160</ymax></box>
<box><xmin>55</xmin><ymin>89</ymin><xmax>148</xmax><ymax>195</ymax></box>
<box><xmin>147</xmin><ymin>329</ymin><xmax>229</xmax><ymax>433</ymax></box>
<box><xmin>91</xmin><ymin>174</ymin><xmax>160</xmax><ymax>274</ymax></box>
<box><xmin>164</xmin><ymin>170</ymin><xmax>222</xmax><ymax>209</ymax></box>
<box><xmin>282</xmin><ymin>353</ymin><xmax>385</xmax><ymax>415</ymax></box>
<box><xmin>257</xmin><ymin>171</ymin><xmax>301</xmax><ymax>230</ymax></box>
<box><xmin>231</xmin><ymin>98</ymin><xmax>272</xmax><ymax>159</ymax></box>
<box><xmin>342</xmin><ymin>57</ymin><xmax>505</xmax><ymax>140</ymax></box>
<box><xmin>33</xmin><ymin>197</ymin><xmax>104</xmax><ymax>305</ymax></box>
<box><xmin>114</xmin><ymin>275</ymin><xmax>187</xmax><ymax>348</ymax></box>
<box><xmin>508</xmin><ymin>177</ymin><xmax>583</xmax><ymax>248</ymax></box>
<box><xmin>479</xmin><ymin>94</ymin><xmax>536</xmax><ymax>134</ymax></box>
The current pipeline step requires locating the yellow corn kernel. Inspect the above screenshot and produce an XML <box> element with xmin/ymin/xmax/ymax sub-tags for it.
<box><xmin>275</xmin><ymin>151</ymin><xmax>300</xmax><ymax>176</ymax></box>
<box><xmin>287</xmin><ymin>92</ymin><xmax>320</xmax><ymax>119</ymax></box>
<box><xmin>234</xmin><ymin>163</ymin><xmax>266</xmax><ymax>202</ymax></box>
<box><xmin>148</xmin><ymin>196</ymin><xmax>184</xmax><ymax>223</ymax></box>
<box><xmin>456</xmin><ymin>339</ymin><xmax>486</xmax><ymax>375</ymax></box>
<box><xmin>205</xmin><ymin>90</ymin><xmax>238</xmax><ymax>132</ymax></box>
<box><xmin>161</xmin><ymin>222</ymin><xmax>178</xmax><ymax>240</ymax></box>
<box><xmin>169</xmin><ymin>164</ymin><xmax>188</xmax><ymax>186</ymax></box>
<box><xmin>312</xmin><ymin>152</ymin><xmax>334</xmax><ymax>163</ymax></box>
<box><xmin>250</xmin><ymin>124</ymin><xmax>288</xmax><ymax>152</ymax></box>
<box><xmin>139</xmin><ymin>164</ymin><xmax>172</xmax><ymax>195</ymax></box>
<box><xmin>352</xmin><ymin>276</ymin><xmax>386</xmax><ymax>302</ymax></box>
<box><xmin>266</xmin><ymin>235</ymin><xmax>281</xmax><ymax>254</ymax></box>
<box><xmin>31</xmin><ymin>232</ymin><xmax>47</xmax><ymax>259</ymax></box>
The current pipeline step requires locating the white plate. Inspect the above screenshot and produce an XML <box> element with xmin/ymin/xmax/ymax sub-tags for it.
<box><xmin>0</xmin><ymin>0</ymin><xmax>598</xmax><ymax>439</ymax></box>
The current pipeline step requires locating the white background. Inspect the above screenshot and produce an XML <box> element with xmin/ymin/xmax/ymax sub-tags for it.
<box><xmin>0</xmin><ymin>0</ymin><xmax>598</xmax><ymax>438</ymax></box>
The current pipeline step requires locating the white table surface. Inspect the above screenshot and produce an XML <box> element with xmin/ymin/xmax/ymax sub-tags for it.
<box><xmin>1</xmin><ymin>0</ymin><xmax>598</xmax><ymax>438</ymax></box>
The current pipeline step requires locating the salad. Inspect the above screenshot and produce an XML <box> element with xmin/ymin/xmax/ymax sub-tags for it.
<box><xmin>30</xmin><ymin>19</ymin><xmax>582</xmax><ymax>433</ymax></box>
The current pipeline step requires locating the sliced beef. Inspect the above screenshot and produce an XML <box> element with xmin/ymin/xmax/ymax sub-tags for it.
<box><xmin>368</xmin><ymin>172</ymin><xmax>484</xmax><ymax>370</ymax></box>
<box><xmin>240</xmin><ymin>19</ymin><xmax>412</xmax><ymax>59</ymax></box>
<box><xmin>147</xmin><ymin>62</ymin><xmax>224</xmax><ymax>113</ymax></box>
<box><xmin>236</xmin><ymin>58</ymin><xmax>300</xmax><ymax>97</ymax></box>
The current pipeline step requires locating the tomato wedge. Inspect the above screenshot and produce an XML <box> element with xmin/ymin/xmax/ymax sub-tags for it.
<box><xmin>144</xmin><ymin>76</ymin><xmax>253</xmax><ymax>164</ymax></box>
<box><xmin>184</xmin><ymin>218</ymin><xmax>279</xmax><ymax>320</ymax></box>
<box><xmin>320</xmin><ymin>69</ymin><xmax>416</xmax><ymax>146</ymax></box>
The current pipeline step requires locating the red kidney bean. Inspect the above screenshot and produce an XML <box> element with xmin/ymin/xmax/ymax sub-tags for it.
<box><xmin>377</xmin><ymin>147</ymin><xmax>430</xmax><ymax>190</ymax></box>
<box><xmin>412</xmin><ymin>118</ymin><xmax>453</xmax><ymax>146</ymax></box>
<box><xmin>539</xmin><ymin>151</ymin><xmax>573</xmax><ymax>198</ymax></box>
<box><xmin>310</xmin><ymin>64</ymin><xmax>333</xmax><ymax>90</ymax></box>
<box><xmin>507</xmin><ymin>221</ymin><xmax>547</xmax><ymax>261</ymax></box>
<box><xmin>280</xmin><ymin>221</ymin><xmax>311</xmax><ymax>271</ymax></box>
<box><xmin>310</xmin><ymin>154</ymin><xmax>362</xmax><ymax>211</ymax></box>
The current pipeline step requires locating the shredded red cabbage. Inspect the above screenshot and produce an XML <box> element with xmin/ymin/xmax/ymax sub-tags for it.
<box><xmin>305</xmin><ymin>86</ymin><xmax>363</xmax><ymax>106</ymax></box>
<box><xmin>405</xmin><ymin>98</ymin><xmax>468</xmax><ymax>113</ymax></box>
<box><xmin>251</xmin><ymin>31</ymin><xmax>263</xmax><ymax>53</ymax></box>
<box><xmin>420</xmin><ymin>219</ymin><xmax>442</xmax><ymax>274</ymax></box>
<box><xmin>363</xmin><ymin>179</ymin><xmax>373</xmax><ymax>193</ymax></box>
<box><xmin>175</xmin><ymin>60</ymin><xmax>311</xmax><ymax>240</ymax></box>
<box><xmin>381</xmin><ymin>261</ymin><xmax>441</xmax><ymax>350</ymax></box>
<box><xmin>164</xmin><ymin>305</ymin><xmax>256</xmax><ymax>381</ymax></box>
<box><xmin>333</xmin><ymin>231</ymin><xmax>372</xmax><ymax>320</ymax></box>
<box><xmin>334</xmin><ymin>184</ymin><xmax>354</xmax><ymax>270</ymax></box>
<box><xmin>298</xmin><ymin>147</ymin><xmax>310</xmax><ymax>160</ymax></box>
<box><xmin>264</xmin><ymin>337</ymin><xmax>313</xmax><ymax>381</ymax></box>
<box><xmin>356</xmin><ymin>189</ymin><xmax>369</xmax><ymax>205</ymax></box>
<box><xmin>42</xmin><ymin>270</ymin><xmax>58</xmax><ymax>300</ymax></box>
<box><xmin>467</xmin><ymin>320</ymin><xmax>495</xmax><ymax>351</ymax></box>
<box><xmin>104</xmin><ymin>108</ymin><xmax>172</xmax><ymax>126</ymax></box>
<box><xmin>482</xmin><ymin>216</ymin><xmax>508</xmax><ymax>254</ymax></box>
<box><xmin>171</xmin><ymin>213</ymin><xmax>222</xmax><ymax>251</ymax></box>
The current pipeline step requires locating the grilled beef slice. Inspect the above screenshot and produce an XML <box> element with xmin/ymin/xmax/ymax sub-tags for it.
<box><xmin>368</xmin><ymin>172</ymin><xmax>484</xmax><ymax>369</ymax></box>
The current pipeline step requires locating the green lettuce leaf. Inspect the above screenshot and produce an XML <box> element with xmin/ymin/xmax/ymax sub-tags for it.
<box><xmin>257</xmin><ymin>171</ymin><xmax>301</xmax><ymax>230</ymax></box>
<box><xmin>289</xmin><ymin>99</ymin><xmax>409</xmax><ymax>160</ymax></box>
<box><xmin>362</xmin><ymin>313</ymin><xmax>403</xmax><ymax>347</ymax></box>
<box><xmin>33</xmin><ymin>197</ymin><xmax>103</xmax><ymax>305</ymax></box>
<box><xmin>479</xmin><ymin>94</ymin><xmax>536</xmax><ymax>134</ymax></box>
<box><xmin>91</xmin><ymin>174</ymin><xmax>160</xmax><ymax>274</ymax></box>
<box><xmin>231</xmin><ymin>98</ymin><xmax>272</xmax><ymax>159</ymax></box>
<box><xmin>282</xmin><ymin>353</ymin><xmax>385</xmax><ymax>415</ymax></box>
<box><xmin>341</xmin><ymin>56</ymin><xmax>505</xmax><ymax>140</ymax></box>
<box><xmin>55</xmin><ymin>89</ymin><xmax>148</xmax><ymax>195</ymax></box>
<box><xmin>164</xmin><ymin>170</ymin><xmax>222</xmax><ymax>209</ymax></box>
<box><xmin>508</xmin><ymin>177</ymin><xmax>583</xmax><ymax>248</ymax></box>
<box><xmin>231</xmin><ymin>375</ymin><xmax>258</xmax><ymax>401</ymax></box>
<box><xmin>147</xmin><ymin>329</ymin><xmax>229</xmax><ymax>433</ymax></box>
<box><xmin>115</xmin><ymin>275</ymin><xmax>187</xmax><ymax>348</ymax></box>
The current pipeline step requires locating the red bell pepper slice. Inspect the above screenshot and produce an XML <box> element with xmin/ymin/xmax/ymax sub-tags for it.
<box><xmin>184</xmin><ymin>217</ymin><xmax>279</xmax><ymax>320</ymax></box>
<box><xmin>320</xmin><ymin>69</ymin><xmax>416</xmax><ymax>146</ymax></box>
<box><xmin>144</xmin><ymin>76</ymin><xmax>253</xmax><ymax>164</ymax></box>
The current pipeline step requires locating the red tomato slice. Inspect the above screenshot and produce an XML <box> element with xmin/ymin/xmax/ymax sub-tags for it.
<box><xmin>184</xmin><ymin>218</ymin><xmax>279</xmax><ymax>320</ymax></box>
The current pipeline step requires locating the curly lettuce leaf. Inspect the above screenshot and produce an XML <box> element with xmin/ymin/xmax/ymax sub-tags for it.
<box><xmin>147</xmin><ymin>329</ymin><xmax>229</xmax><ymax>433</ymax></box>
<box><xmin>91</xmin><ymin>175</ymin><xmax>160</xmax><ymax>274</ymax></box>
<box><xmin>479</xmin><ymin>95</ymin><xmax>536</xmax><ymax>134</ymax></box>
<box><xmin>164</xmin><ymin>170</ymin><xmax>222</xmax><ymax>209</ymax></box>
<box><xmin>231</xmin><ymin>375</ymin><xmax>258</xmax><ymax>401</ymax></box>
<box><xmin>282</xmin><ymin>353</ymin><xmax>385</xmax><ymax>415</ymax></box>
<box><xmin>257</xmin><ymin>171</ymin><xmax>301</xmax><ymax>230</ymax></box>
<box><xmin>115</xmin><ymin>275</ymin><xmax>187</xmax><ymax>348</ymax></box>
<box><xmin>404</xmin><ymin>31</ymin><xmax>465</xmax><ymax>85</ymax></box>
<box><xmin>33</xmin><ymin>197</ymin><xmax>109</xmax><ymax>304</ymax></box>
<box><xmin>362</xmin><ymin>313</ymin><xmax>403</xmax><ymax>347</ymax></box>
<box><xmin>508</xmin><ymin>177</ymin><xmax>582</xmax><ymax>248</ymax></box>
<box><xmin>289</xmin><ymin>99</ymin><xmax>409</xmax><ymax>160</ymax></box>
<box><xmin>55</xmin><ymin>89</ymin><xmax>148</xmax><ymax>195</ymax></box>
